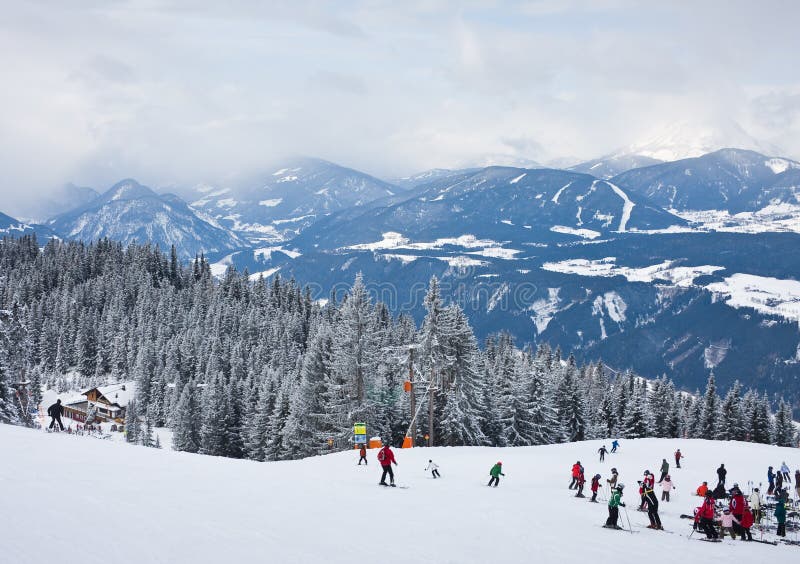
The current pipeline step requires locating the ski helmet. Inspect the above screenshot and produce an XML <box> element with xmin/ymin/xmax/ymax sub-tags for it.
<box><xmin>644</xmin><ymin>470</ymin><xmax>650</xmax><ymax>475</ymax></box>
<box><xmin>611</xmin><ymin>467</ymin><xmax>617</xmax><ymax>473</ymax></box>
<box><xmin>497</xmin><ymin>461</ymin><xmax>502</xmax><ymax>465</ymax></box>
<box><xmin>617</xmin><ymin>483</ymin><xmax>625</xmax><ymax>491</ymax></box>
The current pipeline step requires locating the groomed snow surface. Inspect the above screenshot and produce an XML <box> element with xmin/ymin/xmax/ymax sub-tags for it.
<box><xmin>2</xmin><ymin>424</ymin><xmax>798</xmax><ymax>564</ymax></box>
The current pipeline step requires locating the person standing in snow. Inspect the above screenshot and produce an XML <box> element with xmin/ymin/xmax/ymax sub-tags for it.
<box><xmin>660</xmin><ymin>475</ymin><xmax>674</xmax><ymax>502</ymax></box>
<box><xmin>749</xmin><ymin>488</ymin><xmax>762</xmax><ymax>524</ymax></box>
<box><xmin>697</xmin><ymin>492</ymin><xmax>719</xmax><ymax>539</ymax></box>
<box><xmin>775</xmin><ymin>498</ymin><xmax>787</xmax><ymax>537</ymax></box>
<box><xmin>728</xmin><ymin>485</ymin><xmax>746</xmax><ymax>539</ymax></box>
<box><xmin>696</xmin><ymin>481</ymin><xmax>708</xmax><ymax>497</ymax></box>
<box><xmin>775</xmin><ymin>469</ymin><xmax>784</xmax><ymax>494</ymax></box>
<box><xmin>358</xmin><ymin>445</ymin><xmax>368</xmax><ymax>465</ymax></box>
<box><xmin>488</xmin><ymin>462</ymin><xmax>504</xmax><ymax>487</ymax></box>
<box><xmin>795</xmin><ymin>470</ymin><xmax>800</xmax><ymax>499</ymax></box>
<box><xmin>575</xmin><ymin>467</ymin><xmax>586</xmax><ymax>498</ymax></box>
<box><xmin>719</xmin><ymin>509</ymin><xmax>740</xmax><ymax>539</ymax></box>
<box><xmin>606</xmin><ymin>467</ymin><xmax>618</xmax><ymax>489</ymax></box>
<box><xmin>604</xmin><ymin>484</ymin><xmax>626</xmax><ymax>529</ymax></box>
<box><xmin>377</xmin><ymin>442</ymin><xmax>397</xmax><ymax>486</ymax></box>
<box><xmin>716</xmin><ymin>463</ymin><xmax>726</xmax><ymax>488</ymax></box>
<box><xmin>767</xmin><ymin>466</ymin><xmax>775</xmax><ymax>495</ymax></box>
<box><xmin>47</xmin><ymin>399</ymin><xmax>64</xmax><ymax>431</ymax></box>
<box><xmin>780</xmin><ymin>461</ymin><xmax>791</xmax><ymax>482</ymax></box>
<box><xmin>610</xmin><ymin>439</ymin><xmax>619</xmax><ymax>453</ymax></box>
<box><xmin>425</xmin><ymin>460</ymin><xmax>440</xmax><ymax>479</ymax></box>
<box><xmin>598</xmin><ymin>445</ymin><xmax>607</xmax><ymax>462</ymax></box>
<box><xmin>739</xmin><ymin>507</ymin><xmax>754</xmax><ymax>541</ymax></box>
<box><xmin>657</xmin><ymin>459</ymin><xmax>669</xmax><ymax>483</ymax></box>
<box><xmin>590</xmin><ymin>474</ymin><xmax>601</xmax><ymax>503</ymax></box>
<box><xmin>674</xmin><ymin>449</ymin><xmax>683</xmax><ymax>469</ymax></box>
<box><xmin>642</xmin><ymin>478</ymin><xmax>662</xmax><ymax>529</ymax></box>
<box><xmin>569</xmin><ymin>461</ymin><xmax>582</xmax><ymax>489</ymax></box>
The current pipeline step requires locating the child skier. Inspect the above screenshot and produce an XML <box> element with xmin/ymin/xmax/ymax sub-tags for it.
<box><xmin>575</xmin><ymin>467</ymin><xmax>586</xmax><ymax>498</ymax></box>
<box><xmin>604</xmin><ymin>484</ymin><xmax>625</xmax><ymax>529</ymax></box>
<box><xmin>696</xmin><ymin>481</ymin><xmax>708</xmax><ymax>497</ymax></box>
<box><xmin>590</xmin><ymin>474</ymin><xmax>601</xmax><ymax>502</ymax></box>
<box><xmin>610</xmin><ymin>439</ymin><xmax>619</xmax><ymax>453</ymax></box>
<box><xmin>488</xmin><ymin>461</ymin><xmax>504</xmax><ymax>487</ymax></box>
<box><xmin>358</xmin><ymin>445</ymin><xmax>367</xmax><ymax>465</ymax></box>
<box><xmin>598</xmin><ymin>445</ymin><xmax>608</xmax><ymax>462</ymax></box>
<box><xmin>660</xmin><ymin>475</ymin><xmax>673</xmax><ymax>502</ymax></box>
<box><xmin>425</xmin><ymin>459</ymin><xmax>440</xmax><ymax>479</ymax></box>
<box><xmin>674</xmin><ymin>449</ymin><xmax>682</xmax><ymax>469</ymax></box>
<box><xmin>767</xmin><ymin>466</ymin><xmax>775</xmax><ymax>495</ymax></box>
<box><xmin>780</xmin><ymin>461</ymin><xmax>790</xmax><ymax>482</ymax></box>
<box><xmin>719</xmin><ymin>508</ymin><xmax>740</xmax><ymax>539</ymax></box>
<box><xmin>739</xmin><ymin>507</ymin><xmax>754</xmax><ymax>541</ymax></box>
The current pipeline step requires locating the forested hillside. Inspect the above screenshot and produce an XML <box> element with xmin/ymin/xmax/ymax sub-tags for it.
<box><xmin>0</xmin><ymin>235</ymin><xmax>795</xmax><ymax>460</ymax></box>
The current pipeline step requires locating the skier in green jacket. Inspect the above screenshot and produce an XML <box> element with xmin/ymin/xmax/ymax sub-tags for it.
<box><xmin>657</xmin><ymin>459</ymin><xmax>669</xmax><ymax>483</ymax></box>
<box><xmin>488</xmin><ymin>462</ymin><xmax>505</xmax><ymax>487</ymax></box>
<box><xmin>775</xmin><ymin>499</ymin><xmax>787</xmax><ymax>537</ymax></box>
<box><xmin>604</xmin><ymin>484</ymin><xmax>626</xmax><ymax>529</ymax></box>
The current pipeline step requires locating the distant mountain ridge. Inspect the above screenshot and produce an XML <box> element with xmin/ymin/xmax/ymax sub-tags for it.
<box><xmin>47</xmin><ymin>179</ymin><xmax>245</xmax><ymax>259</ymax></box>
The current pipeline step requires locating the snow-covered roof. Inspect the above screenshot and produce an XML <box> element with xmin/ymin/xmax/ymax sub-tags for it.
<box><xmin>83</xmin><ymin>382</ymin><xmax>136</xmax><ymax>407</ymax></box>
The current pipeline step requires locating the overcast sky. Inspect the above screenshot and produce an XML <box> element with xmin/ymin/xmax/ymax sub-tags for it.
<box><xmin>1</xmin><ymin>0</ymin><xmax>799</xmax><ymax>213</ymax></box>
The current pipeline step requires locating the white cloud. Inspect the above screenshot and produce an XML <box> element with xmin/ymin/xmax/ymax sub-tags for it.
<box><xmin>0</xmin><ymin>1</ymin><xmax>799</xmax><ymax>215</ymax></box>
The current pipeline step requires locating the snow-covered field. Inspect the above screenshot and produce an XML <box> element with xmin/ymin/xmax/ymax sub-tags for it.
<box><xmin>2</xmin><ymin>424</ymin><xmax>798</xmax><ymax>564</ymax></box>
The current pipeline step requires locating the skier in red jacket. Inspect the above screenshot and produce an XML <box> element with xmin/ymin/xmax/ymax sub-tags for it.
<box><xmin>377</xmin><ymin>442</ymin><xmax>398</xmax><ymax>486</ymax></box>
<box><xmin>569</xmin><ymin>461</ymin><xmax>582</xmax><ymax>489</ymax></box>
<box><xmin>696</xmin><ymin>492</ymin><xmax>719</xmax><ymax>539</ymax></box>
<box><xmin>590</xmin><ymin>474</ymin><xmax>601</xmax><ymax>503</ymax></box>
<box><xmin>728</xmin><ymin>485</ymin><xmax>748</xmax><ymax>539</ymax></box>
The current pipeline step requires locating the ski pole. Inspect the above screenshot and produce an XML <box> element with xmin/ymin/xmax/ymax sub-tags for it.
<box><xmin>623</xmin><ymin>505</ymin><xmax>633</xmax><ymax>535</ymax></box>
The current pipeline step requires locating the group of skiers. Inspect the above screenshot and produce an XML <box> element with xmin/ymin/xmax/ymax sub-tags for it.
<box><xmin>368</xmin><ymin>443</ymin><xmax>496</xmax><ymax>487</ymax></box>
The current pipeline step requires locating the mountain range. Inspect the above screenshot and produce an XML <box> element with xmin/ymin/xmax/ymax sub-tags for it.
<box><xmin>4</xmin><ymin>147</ymin><xmax>800</xmax><ymax>401</ymax></box>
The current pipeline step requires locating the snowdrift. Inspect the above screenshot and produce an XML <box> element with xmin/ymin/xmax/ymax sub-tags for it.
<box><xmin>1</xmin><ymin>424</ymin><xmax>797</xmax><ymax>564</ymax></box>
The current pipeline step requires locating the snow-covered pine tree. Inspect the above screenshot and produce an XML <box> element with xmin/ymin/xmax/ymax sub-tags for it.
<box><xmin>699</xmin><ymin>373</ymin><xmax>719</xmax><ymax>439</ymax></box>
<box><xmin>172</xmin><ymin>382</ymin><xmax>200</xmax><ymax>453</ymax></box>
<box><xmin>718</xmin><ymin>381</ymin><xmax>744</xmax><ymax>441</ymax></box>
<box><xmin>772</xmin><ymin>400</ymin><xmax>796</xmax><ymax>447</ymax></box>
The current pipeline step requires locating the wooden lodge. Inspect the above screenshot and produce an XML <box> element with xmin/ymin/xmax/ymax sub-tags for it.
<box><xmin>62</xmin><ymin>382</ymin><xmax>135</xmax><ymax>424</ymax></box>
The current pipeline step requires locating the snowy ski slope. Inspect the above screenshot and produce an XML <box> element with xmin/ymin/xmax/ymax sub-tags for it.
<box><xmin>1</xmin><ymin>424</ymin><xmax>798</xmax><ymax>564</ymax></box>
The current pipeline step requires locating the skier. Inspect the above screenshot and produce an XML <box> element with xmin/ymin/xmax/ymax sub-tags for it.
<box><xmin>697</xmin><ymin>492</ymin><xmax>719</xmax><ymax>539</ymax></box>
<box><xmin>642</xmin><ymin>478</ymin><xmax>662</xmax><ymax>529</ymax></box>
<box><xmin>716</xmin><ymin>463</ymin><xmax>726</xmax><ymax>487</ymax></box>
<box><xmin>590</xmin><ymin>474</ymin><xmax>601</xmax><ymax>502</ymax></box>
<box><xmin>606</xmin><ymin>467</ymin><xmax>618</xmax><ymax>489</ymax></box>
<box><xmin>358</xmin><ymin>444</ymin><xmax>368</xmax><ymax>465</ymax></box>
<box><xmin>657</xmin><ymin>458</ymin><xmax>669</xmax><ymax>483</ymax></box>
<box><xmin>660</xmin><ymin>475</ymin><xmax>673</xmax><ymax>502</ymax></box>
<box><xmin>719</xmin><ymin>509</ymin><xmax>740</xmax><ymax>539</ymax></box>
<box><xmin>795</xmin><ymin>470</ymin><xmax>800</xmax><ymax>499</ymax></box>
<box><xmin>749</xmin><ymin>488</ymin><xmax>762</xmax><ymax>524</ymax></box>
<box><xmin>377</xmin><ymin>442</ymin><xmax>398</xmax><ymax>486</ymax></box>
<box><xmin>575</xmin><ymin>467</ymin><xmax>586</xmax><ymax>498</ymax></box>
<box><xmin>604</xmin><ymin>483</ymin><xmax>626</xmax><ymax>529</ymax></box>
<box><xmin>674</xmin><ymin>448</ymin><xmax>683</xmax><ymax>469</ymax></box>
<box><xmin>780</xmin><ymin>461</ymin><xmax>791</xmax><ymax>482</ymax></box>
<box><xmin>47</xmin><ymin>399</ymin><xmax>64</xmax><ymax>431</ymax></box>
<box><xmin>488</xmin><ymin>461</ymin><xmax>504</xmax><ymax>487</ymax></box>
<box><xmin>775</xmin><ymin>497</ymin><xmax>787</xmax><ymax>537</ymax></box>
<box><xmin>739</xmin><ymin>506</ymin><xmax>754</xmax><ymax>541</ymax></box>
<box><xmin>610</xmin><ymin>439</ymin><xmax>619</xmax><ymax>453</ymax></box>
<box><xmin>728</xmin><ymin>484</ymin><xmax>746</xmax><ymax>539</ymax></box>
<box><xmin>767</xmin><ymin>466</ymin><xmax>775</xmax><ymax>495</ymax></box>
<box><xmin>695</xmin><ymin>481</ymin><xmax>708</xmax><ymax>497</ymax></box>
<box><xmin>425</xmin><ymin>459</ymin><xmax>440</xmax><ymax>479</ymax></box>
<box><xmin>569</xmin><ymin>461</ymin><xmax>582</xmax><ymax>489</ymax></box>
<box><xmin>775</xmin><ymin>469</ymin><xmax>784</xmax><ymax>493</ymax></box>
<box><xmin>598</xmin><ymin>445</ymin><xmax>607</xmax><ymax>462</ymax></box>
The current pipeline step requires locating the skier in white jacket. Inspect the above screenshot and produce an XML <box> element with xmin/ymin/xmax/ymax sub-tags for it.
<box><xmin>425</xmin><ymin>460</ymin><xmax>441</xmax><ymax>479</ymax></box>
